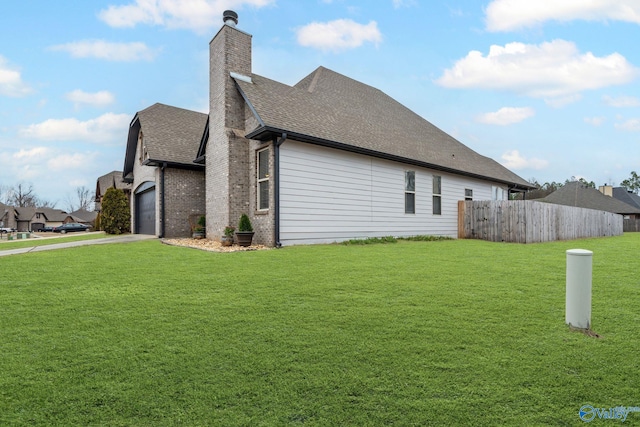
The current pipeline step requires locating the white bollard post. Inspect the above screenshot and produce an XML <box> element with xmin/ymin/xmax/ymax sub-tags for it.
<box><xmin>566</xmin><ymin>249</ymin><xmax>593</xmax><ymax>329</ymax></box>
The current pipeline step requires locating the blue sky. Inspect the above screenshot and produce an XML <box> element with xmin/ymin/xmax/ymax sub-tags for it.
<box><xmin>1</xmin><ymin>0</ymin><xmax>639</xmax><ymax>208</ymax></box>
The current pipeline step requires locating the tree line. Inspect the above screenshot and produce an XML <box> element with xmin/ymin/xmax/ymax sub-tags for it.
<box><xmin>0</xmin><ymin>182</ymin><xmax>94</xmax><ymax>212</ymax></box>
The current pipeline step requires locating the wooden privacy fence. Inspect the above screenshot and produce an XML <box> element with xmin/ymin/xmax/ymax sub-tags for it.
<box><xmin>624</xmin><ymin>218</ymin><xmax>640</xmax><ymax>232</ymax></box>
<box><xmin>458</xmin><ymin>200</ymin><xmax>623</xmax><ymax>243</ymax></box>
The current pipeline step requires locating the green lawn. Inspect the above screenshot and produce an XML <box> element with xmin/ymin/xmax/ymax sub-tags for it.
<box><xmin>0</xmin><ymin>232</ymin><xmax>107</xmax><ymax>250</ymax></box>
<box><xmin>1</xmin><ymin>234</ymin><xmax>639</xmax><ymax>426</ymax></box>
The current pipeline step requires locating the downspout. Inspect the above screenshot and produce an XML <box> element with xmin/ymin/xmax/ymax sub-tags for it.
<box><xmin>274</xmin><ymin>133</ymin><xmax>287</xmax><ymax>248</ymax></box>
<box><xmin>160</xmin><ymin>162</ymin><xmax>167</xmax><ymax>238</ymax></box>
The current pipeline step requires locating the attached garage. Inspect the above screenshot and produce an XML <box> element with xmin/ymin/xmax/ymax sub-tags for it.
<box><xmin>135</xmin><ymin>182</ymin><xmax>156</xmax><ymax>235</ymax></box>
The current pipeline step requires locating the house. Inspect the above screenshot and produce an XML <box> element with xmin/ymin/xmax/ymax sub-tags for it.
<box><xmin>0</xmin><ymin>202</ymin><xmax>16</xmax><ymax>230</ymax></box>
<box><xmin>0</xmin><ymin>204</ymin><xmax>86</xmax><ymax>232</ymax></box>
<box><xmin>121</xmin><ymin>11</ymin><xmax>533</xmax><ymax>245</ymax></box>
<box><xmin>598</xmin><ymin>185</ymin><xmax>640</xmax><ymax>219</ymax></box>
<box><xmin>95</xmin><ymin>171</ymin><xmax>132</xmax><ymax>213</ymax></box>
<box><xmin>122</xmin><ymin>104</ymin><xmax>207</xmax><ymax>237</ymax></box>
<box><xmin>541</xmin><ymin>181</ymin><xmax>640</xmax><ymax>217</ymax></box>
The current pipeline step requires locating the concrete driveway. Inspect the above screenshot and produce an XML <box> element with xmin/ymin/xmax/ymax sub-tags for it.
<box><xmin>0</xmin><ymin>234</ymin><xmax>157</xmax><ymax>257</ymax></box>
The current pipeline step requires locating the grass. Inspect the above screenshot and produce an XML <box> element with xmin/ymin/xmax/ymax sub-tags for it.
<box><xmin>1</xmin><ymin>234</ymin><xmax>639</xmax><ymax>425</ymax></box>
<box><xmin>0</xmin><ymin>232</ymin><xmax>108</xmax><ymax>251</ymax></box>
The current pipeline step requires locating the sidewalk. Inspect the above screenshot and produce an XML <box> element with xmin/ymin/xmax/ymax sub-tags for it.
<box><xmin>0</xmin><ymin>234</ymin><xmax>157</xmax><ymax>257</ymax></box>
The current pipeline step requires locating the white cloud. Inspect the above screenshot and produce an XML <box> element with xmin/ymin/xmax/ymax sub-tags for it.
<box><xmin>436</xmin><ymin>40</ymin><xmax>638</xmax><ymax>100</ymax></box>
<box><xmin>603</xmin><ymin>95</ymin><xmax>640</xmax><ymax>108</ymax></box>
<box><xmin>0</xmin><ymin>55</ymin><xmax>32</xmax><ymax>97</ymax></box>
<box><xmin>544</xmin><ymin>94</ymin><xmax>582</xmax><ymax>108</ymax></box>
<box><xmin>297</xmin><ymin>19</ymin><xmax>382</xmax><ymax>52</ymax></box>
<box><xmin>99</xmin><ymin>0</ymin><xmax>274</xmax><ymax>34</ymax></box>
<box><xmin>501</xmin><ymin>150</ymin><xmax>549</xmax><ymax>170</ymax></box>
<box><xmin>50</xmin><ymin>40</ymin><xmax>158</xmax><ymax>61</ymax></box>
<box><xmin>584</xmin><ymin>116</ymin><xmax>606</xmax><ymax>126</ymax></box>
<box><xmin>393</xmin><ymin>0</ymin><xmax>416</xmax><ymax>8</ymax></box>
<box><xmin>476</xmin><ymin>107</ymin><xmax>534</xmax><ymax>125</ymax></box>
<box><xmin>48</xmin><ymin>153</ymin><xmax>98</xmax><ymax>172</ymax></box>
<box><xmin>19</xmin><ymin>113</ymin><xmax>130</xmax><ymax>144</ymax></box>
<box><xmin>485</xmin><ymin>0</ymin><xmax>640</xmax><ymax>32</ymax></box>
<box><xmin>13</xmin><ymin>147</ymin><xmax>50</xmax><ymax>160</ymax></box>
<box><xmin>66</xmin><ymin>90</ymin><xmax>115</xmax><ymax>107</ymax></box>
<box><xmin>615</xmin><ymin>118</ymin><xmax>640</xmax><ymax>131</ymax></box>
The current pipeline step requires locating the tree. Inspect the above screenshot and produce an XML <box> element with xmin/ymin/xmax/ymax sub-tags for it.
<box><xmin>620</xmin><ymin>171</ymin><xmax>640</xmax><ymax>194</ymax></box>
<box><xmin>9</xmin><ymin>182</ymin><xmax>38</xmax><ymax>207</ymax></box>
<box><xmin>65</xmin><ymin>186</ymin><xmax>94</xmax><ymax>212</ymax></box>
<box><xmin>100</xmin><ymin>187</ymin><xmax>130</xmax><ymax>235</ymax></box>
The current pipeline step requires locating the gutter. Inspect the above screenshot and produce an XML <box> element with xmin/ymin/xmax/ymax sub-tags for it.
<box><xmin>160</xmin><ymin>162</ymin><xmax>166</xmax><ymax>238</ymax></box>
<box><xmin>274</xmin><ymin>133</ymin><xmax>287</xmax><ymax>248</ymax></box>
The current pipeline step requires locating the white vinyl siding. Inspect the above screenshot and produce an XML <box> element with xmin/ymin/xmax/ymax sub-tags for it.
<box><xmin>279</xmin><ymin>140</ymin><xmax>506</xmax><ymax>245</ymax></box>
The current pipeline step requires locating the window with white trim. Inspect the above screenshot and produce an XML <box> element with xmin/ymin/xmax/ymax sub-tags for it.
<box><xmin>405</xmin><ymin>171</ymin><xmax>415</xmax><ymax>214</ymax></box>
<box><xmin>433</xmin><ymin>175</ymin><xmax>442</xmax><ymax>215</ymax></box>
<box><xmin>465</xmin><ymin>189</ymin><xmax>473</xmax><ymax>201</ymax></box>
<box><xmin>257</xmin><ymin>148</ymin><xmax>269</xmax><ymax>210</ymax></box>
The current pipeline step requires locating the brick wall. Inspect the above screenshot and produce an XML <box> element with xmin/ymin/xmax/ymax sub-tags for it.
<box><xmin>163</xmin><ymin>168</ymin><xmax>206</xmax><ymax>238</ymax></box>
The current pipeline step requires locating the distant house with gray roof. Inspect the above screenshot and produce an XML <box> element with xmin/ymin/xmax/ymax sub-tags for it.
<box><xmin>95</xmin><ymin>171</ymin><xmax>132</xmax><ymax>212</ymax></box>
<box><xmin>541</xmin><ymin>181</ymin><xmax>640</xmax><ymax>217</ymax></box>
<box><xmin>120</xmin><ymin>11</ymin><xmax>533</xmax><ymax>244</ymax></box>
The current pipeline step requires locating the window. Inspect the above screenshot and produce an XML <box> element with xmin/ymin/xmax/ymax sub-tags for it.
<box><xmin>432</xmin><ymin>175</ymin><xmax>442</xmax><ymax>215</ymax></box>
<box><xmin>405</xmin><ymin>171</ymin><xmax>415</xmax><ymax>214</ymax></box>
<box><xmin>257</xmin><ymin>148</ymin><xmax>269</xmax><ymax>210</ymax></box>
<box><xmin>465</xmin><ymin>189</ymin><xmax>473</xmax><ymax>201</ymax></box>
<box><xmin>492</xmin><ymin>185</ymin><xmax>506</xmax><ymax>201</ymax></box>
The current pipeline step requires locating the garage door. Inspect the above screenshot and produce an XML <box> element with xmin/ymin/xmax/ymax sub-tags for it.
<box><xmin>135</xmin><ymin>184</ymin><xmax>156</xmax><ymax>235</ymax></box>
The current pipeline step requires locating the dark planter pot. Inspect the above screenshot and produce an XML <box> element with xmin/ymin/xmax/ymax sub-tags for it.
<box><xmin>235</xmin><ymin>231</ymin><xmax>254</xmax><ymax>247</ymax></box>
<box><xmin>221</xmin><ymin>235</ymin><xmax>233</xmax><ymax>246</ymax></box>
<box><xmin>192</xmin><ymin>229</ymin><xmax>205</xmax><ymax>239</ymax></box>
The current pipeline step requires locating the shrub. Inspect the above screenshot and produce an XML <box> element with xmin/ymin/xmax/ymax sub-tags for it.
<box><xmin>342</xmin><ymin>236</ymin><xmax>398</xmax><ymax>245</ymax></box>
<box><xmin>238</xmin><ymin>214</ymin><xmax>253</xmax><ymax>232</ymax></box>
<box><xmin>101</xmin><ymin>188</ymin><xmax>130</xmax><ymax>235</ymax></box>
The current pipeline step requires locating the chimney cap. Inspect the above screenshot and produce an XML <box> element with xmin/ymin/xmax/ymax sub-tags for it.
<box><xmin>223</xmin><ymin>10</ymin><xmax>238</xmax><ymax>27</ymax></box>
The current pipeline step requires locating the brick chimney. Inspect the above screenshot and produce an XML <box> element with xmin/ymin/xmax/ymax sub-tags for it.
<box><xmin>205</xmin><ymin>11</ymin><xmax>252</xmax><ymax>239</ymax></box>
<box><xmin>598</xmin><ymin>184</ymin><xmax>613</xmax><ymax>197</ymax></box>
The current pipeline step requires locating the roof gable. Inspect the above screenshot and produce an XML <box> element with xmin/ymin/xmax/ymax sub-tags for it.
<box><xmin>123</xmin><ymin>103</ymin><xmax>207</xmax><ymax>177</ymax></box>
<box><xmin>235</xmin><ymin>67</ymin><xmax>533</xmax><ymax>189</ymax></box>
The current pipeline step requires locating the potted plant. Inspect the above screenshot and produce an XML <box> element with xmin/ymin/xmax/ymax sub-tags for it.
<box><xmin>235</xmin><ymin>214</ymin><xmax>254</xmax><ymax>247</ymax></box>
<box><xmin>192</xmin><ymin>215</ymin><xmax>206</xmax><ymax>239</ymax></box>
<box><xmin>221</xmin><ymin>226</ymin><xmax>235</xmax><ymax>246</ymax></box>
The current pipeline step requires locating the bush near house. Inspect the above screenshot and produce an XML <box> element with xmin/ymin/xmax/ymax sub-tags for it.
<box><xmin>100</xmin><ymin>187</ymin><xmax>130</xmax><ymax>235</ymax></box>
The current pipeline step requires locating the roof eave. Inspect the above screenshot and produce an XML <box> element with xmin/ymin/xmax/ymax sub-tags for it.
<box><xmin>246</xmin><ymin>126</ymin><xmax>534</xmax><ymax>191</ymax></box>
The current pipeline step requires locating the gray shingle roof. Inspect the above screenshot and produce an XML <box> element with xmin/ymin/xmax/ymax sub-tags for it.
<box><xmin>613</xmin><ymin>187</ymin><xmax>640</xmax><ymax>209</ymax></box>
<box><xmin>137</xmin><ymin>103</ymin><xmax>208</xmax><ymax>165</ymax></box>
<box><xmin>235</xmin><ymin>66</ymin><xmax>533</xmax><ymax>189</ymax></box>
<box><xmin>541</xmin><ymin>181</ymin><xmax>640</xmax><ymax>214</ymax></box>
<box><xmin>96</xmin><ymin>171</ymin><xmax>131</xmax><ymax>197</ymax></box>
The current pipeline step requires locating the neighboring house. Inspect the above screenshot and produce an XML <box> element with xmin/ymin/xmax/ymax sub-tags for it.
<box><xmin>121</xmin><ymin>11</ymin><xmax>533</xmax><ymax>245</ymax></box>
<box><xmin>599</xmin><ymin>185</ymin><xmax>640</xmax><ymax>219</ymax></box>
<box><xmin>0</xmin><ymin>204</ymin><xmax>86</xmax><ymax>232</ymax></box>
<box><xmin>541</xmin><ymin>181</ymin><xmax>640</xmax><ymax>217</ymax></box>
<box><xmin>71</xmin><ymin>209</ymin><xmax>98</xmax><ymax>224</ymax></box>
<box><xmin>122</xmin><ymin>103</ymin><xmax>207</xmax><ymax>237</ymax></box>
<box><xmin>18</xmin><ymin>207</ymin><xmax>86</xmax><ymax>231</ymax></box>
<box><xmin>95</xmin><ymin>171</ymin><xmax>132</xmax><ymax>212</ymax></box>
<box><xmin>0</xmin><ymin>202</ymin><xmax>17</xmax><ymax>230</ymax></box>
